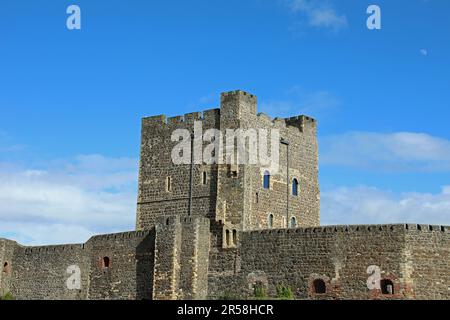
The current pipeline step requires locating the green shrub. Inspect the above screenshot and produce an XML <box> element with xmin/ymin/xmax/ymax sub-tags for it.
<box><xmin>253</xmin><ymin>283</ymin><xmax>267</xmax><ymax>299</ymax></box>
<box><xmin>0</xmin><ymin>292</ymin><xmax>15</xmax><ymax>300</ymax></box>
<box><xmin>218</xmin><ymin>290</ymin><xmax>240</xmax><ymax>300</ymax></box>
<box><xmin>276</xmin><ymin>284</ymin><xmax>294</xmax><ymax>300</ymax></box>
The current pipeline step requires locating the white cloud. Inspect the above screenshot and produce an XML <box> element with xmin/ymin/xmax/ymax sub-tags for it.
<box><xmin>322</xmin><ymin>185</ymin><xmax>450</xmax><ymax>226</ymax></box>
<box><xmin>285</xmin><ymin>0</ymin><xmax>348</xmax><ymax>31</ymax></box>
<box><xmin>321</xmin><ymin>132</ymin><xmax>450</xmax><ymax>172</ymax></box>
<box><xmin>420</xmin><ymin>48</ymin><xmax>428</xmax><ymax>56</ymax></box>
<box><xmin>260</xmin><ymin>86</ymin><xmax>339</xmax><ymax>118</ymax></box>
<box><xmin>0</xmin><ymin>155</ymin><xmax>138</xmax><ymax>245</ymax></box>
<box><xmin>0</xmin><ymin>223</ymin><xmax>95</xmax><ymax>246</ymax></box>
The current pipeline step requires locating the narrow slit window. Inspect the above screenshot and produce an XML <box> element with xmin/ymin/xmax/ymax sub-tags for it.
<box><xmin>263</xmin><ymin>171</ymin><xmax>270</xmax><ymax>189</ymax></box>
<box><xmin>292</xmin><ymin>178</ymin><xmax>298</xmax><ymax>196</ymax></box>
<box><xmin>166</xmin><ymin>177</ymin><xmax>171</xmax><ymax>192</ymax></box>
<box><xmin>268</xmin><ymin>214</ymin><xmax>274</xmax><ymax>229</ymax></box>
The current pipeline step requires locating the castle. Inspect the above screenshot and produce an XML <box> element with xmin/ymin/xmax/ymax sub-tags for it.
<box><xmin>1</xmin><ymin>90</ymin><xmax>449</xmax><ymax>300</ymax></box>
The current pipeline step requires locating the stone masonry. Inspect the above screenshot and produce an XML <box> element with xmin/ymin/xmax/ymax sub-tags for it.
<box><xmin>1</xmin><ymin>90</ymin><xmax>449</xmax><ymax>300</ymax></box>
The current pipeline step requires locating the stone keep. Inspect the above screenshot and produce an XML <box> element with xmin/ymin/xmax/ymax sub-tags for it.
<box><xmin>136</xmin><ymin>90</ymin><xmax>320</xmax><ymax>243</ymax></box>
<box><xmin>0</xmin><ymin>90</ymin><xmax>449</xmax><ymax>300</ymax></box>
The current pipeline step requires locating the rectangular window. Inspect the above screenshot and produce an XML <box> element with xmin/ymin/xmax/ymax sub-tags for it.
<box><xmin>228</xmin><ymin>164</ymin><xmax>239</xmax><ymax>178</ymax></box>
<box><xmin>166</xmin><ymin>177</ymin><xmax>171</xmax><ymax>192</ymax></box>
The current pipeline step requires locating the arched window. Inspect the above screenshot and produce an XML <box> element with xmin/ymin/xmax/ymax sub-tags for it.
<box><xmin>263</xmin><ymin>171</ymin><xmax>270</xmax><ymax>189</ymax></box>
<box><xmin>292</xmin><ymin>178</ymin><xmax>298</xmax><ymax>196</ymax></box>
<box><xmin>225</xmin><ymin>229</ymin><xmax>230</xmax><ymax>247</ymax></box>
<box><xmin>268</xmin><ymin>214</ymin><xmax>274</xmax><ymax>229</ymax></box>
<box><xmin>202</xmin><ymin>171</ymin><xmax>207</xmax><ymax>185</ymax></box>
<box><xmin>232</xmin><ymin>230</ymin><xmax>237</xmax><ymax>245</ymax></box>
<box><xmin>313</xmin><ymin>279</ymin><xmax>326</xmax><ymax>294</ymax></box>
<box><xmin>380</xmin><ymin>279</ymin><xmax>394</xmax><ymax>295</ymax></box>
<box><xmin>290</xmin><ymin>217</ymin><xmax>297</xmax><ymax>228</ymax></box>
<box><xmin>103</xmin><ymin>257</ymin><xmax>110</xmax><ymax>269</ymax></box>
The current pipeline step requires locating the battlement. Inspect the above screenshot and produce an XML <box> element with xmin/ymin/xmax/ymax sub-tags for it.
<box><xmin>1</xmin><ymin>231</ymin><xmax>157</xmax><ymax>254</ymax></box>
<box><xmin>0</xmin><ymin>238</ymin><xmax>18</xmax><ymax>245</ymax></box>
<box><xmin>220</xmin><ymin>90</ymin><xmax>257</xmax><ymax>116</ymax></box>
<box><xmin>221</xmin><ymin>90</ymin><xmax>256</xmax><ymax>100</ymax></box>
<box><xmin>142</xmin><ymin>108</ymin><xmax>220</xmax><ymax>128</ymax></box>
<box><xmin>142</xmin><ymin>109</ymin><xmax>317</xmax><ymax>133</ymax></box>
<box><xmin>284</xmin><ymin>115</ymin><xmax>317</xmax><ymax>132</ymax></box>
<box><xmin>245</xmin><ymin>223</ymin><xmax>450</xmax><ymax>237</ymax></box>
<box><xmin>140</xmin><ymin>92</ymin><xmax>317</xmax><ymax>137</ymax></box>
<box><xmin>22</xmin><ymin>243</ymin><xmax>84</xmax><ymax>254</ymax></box>
<box><xmin>255</xmin><ymin>113</ymin><xmax>317</xmax><ymax>133</ymax></box>
<box><xmin>87</xmin><ymin>230</ymin><xmax>153</xmax><ymax>243</ymax></box>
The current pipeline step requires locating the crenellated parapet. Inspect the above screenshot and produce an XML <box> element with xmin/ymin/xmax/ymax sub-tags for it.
<box><xmin>141</xmin><ymin>108</ymin><xmax>221</xmax><ymax>129</ymax></box>
<box><xmin>244</xmin><ymin>223</ymin><xmax>449</xmax><ymax>237</ymax></box>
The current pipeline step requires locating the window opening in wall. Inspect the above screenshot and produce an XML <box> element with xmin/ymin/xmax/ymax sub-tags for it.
<box><xmin>202</xmin><ymin>171</ymin><xmax>207</xmax><ymax>185</ymax></box>
<box><xmin>225</xmin><ymin>229</ymin><xmax>230</xmax><ymax>247</ymax></box>
<box><xmin>380</xmin><ymin>279</ymin><xmax>394</xmax><ymax>295</ymax></box>
<box><xmin>232</xmin><ymin>229</ymin><xmax>237</xmax><ymax>245</ymax></box>
<box><xmin>103</xmin><ymin>257</ymin><xmax>110</xmax><ymax>269</ymax></box>
<box><xmin>263</xmin><ymin>171</ymin><xmax>270</xmax><ymax>189</ymax></box>
<box><xmin>229</xmin><ymin>164</ymin><xmax>239</xmax><ymax>178</ymax></box>
<box><xmin>166</xmin><ymin>176</ymin><xmax>172</xmax><ymax>192</ymax></box>
<box><xmin>292</xmin><ymin>178</ymin><xmax>299</xmax><ymax>196</ymax></box>
<box><xmin>290</xmin><ymin>217</ymin><xmax>297</xmax><ymax>228</ymax></box>
<box><xmin>313</xmin><ymin>279</ymin><xmax>326</xmax><ymax>294</ymax></box>
<box><xmin>268</xmin><ymin>214</ymin><xmax>274</xmax><ymax>229</ymax></box>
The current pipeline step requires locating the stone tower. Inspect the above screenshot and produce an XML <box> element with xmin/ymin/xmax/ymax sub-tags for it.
<box><xmin>136</xmin><ymin>90</ymin><xmax>320</xmax><ymax>244</ymax></box>
<box><xmin>136</xmin><ymin>90</ymin><xmax>320</xmax><ymax>248</ymax></box>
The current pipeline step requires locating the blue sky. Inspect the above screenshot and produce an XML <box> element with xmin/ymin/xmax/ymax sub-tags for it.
<box><xmin>1</xmin><ymin>0</ymin><xmax>449</xmax><ymax>244</ymax></box>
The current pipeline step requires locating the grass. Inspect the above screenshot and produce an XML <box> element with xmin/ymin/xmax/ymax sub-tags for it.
<box><xmin>276</xmin><ymin>284</ymin><xmax>294</xmax><ymax>300</ymax></box>
<box><xmin>253</xmin><ymin>283</ymin><xmax>267</xmax><ymax>299</ymax></box>
<box><xmin>0</xmin><ymin>292</ymin><xmax>15</xmax><ymax>300</ymax></box>
<box><xmin>218</xmin><ymin>284</ymin><xmax>296</xmax><ymax>300</ymax></box>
